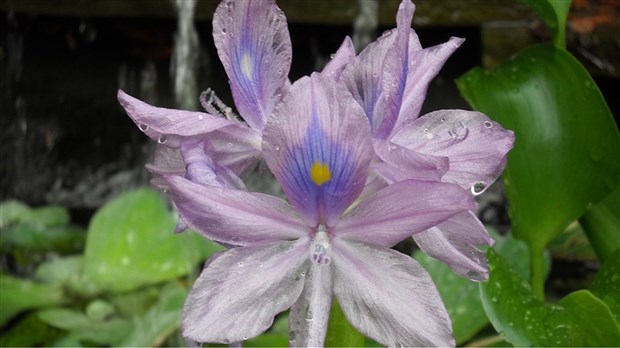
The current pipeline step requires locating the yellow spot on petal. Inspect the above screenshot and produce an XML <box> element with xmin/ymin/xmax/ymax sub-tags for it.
<box><xmin>310</xmin><ymin>161</ymin><xmax>331</xmax><ymax>187</ymax></box>
<box><xmin>241</xmin><ymin>53</ymin><xmax>253</xmax><ymax>80</ymax></box>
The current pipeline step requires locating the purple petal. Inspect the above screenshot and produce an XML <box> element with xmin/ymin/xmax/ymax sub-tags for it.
<box><xmin>372</xmin><ymin>139</ymin><xmax>448</xmax><ymax>182</ymax></box>
<box><xmin>390</xmin><ymin>36</ymin><xmax>465</xmax><ymax>134</ymax></box>
<box><xmin>376</xmin><ymin>0</ymin><xmax>415</xmax><ymax>138</ymax></box>
<box><xmin>288</xmin><ymin>256</ymin><xmax>333</xmax><ymax>347</ymax></box>
<box><xmin>212</xmin><ymin>0</ymin><xmax>291</xmax><ymax>131</ymax></box>
<box><xmin>165</xmin><ymin>175</ymin><xmax>309</xmax><ymax>246</ymax></box>
<box><xmin>334</xmin><ymin>180</ymin><xmax>476</xmax><ymax>247</ymax></box>
<box><xmin>414</xmin><ymin>211</ymin><xmax>492</xmax><ymax>281</ymax></box>
<box><xmin>118</xmin><ymin>90</ymin><xmax>236</xmax><ymax>147</ymax></box>
<box><xmin>332</xmin><ymin>240</ymin><xmax>454</xmax><ymax>347</ymax></box>
<box><xmin>341</xmin><ymin>30</ymin><xmax>393</xmax><ymax>134</ymax></box>
<box><xmin>262</xmin><ymin>73</ymin><xmax>373</xmax><ymax>227</ymax></box>
<box><xmin>202</xmin><ymin>127</ymin><xmax>261</xmax><ymax>176</ymax></box>
<box><xmin>182</xmin><ymin>240</ymin><xmax>308</xmax><ymax>343</ymax></box>
<box><xmin>322</xmin><ymin>36</ymin><xmax>355</xmax><ymax>82</ymax></box>
<box><xmin>391</xmin><ymin>109</ymin><xmax>515</xmax><ymax>191</ymax></box>
<box><xmin>181</xmin><ymin>138</ymin><xmax>246</xmax><ymax>189</ymax></box>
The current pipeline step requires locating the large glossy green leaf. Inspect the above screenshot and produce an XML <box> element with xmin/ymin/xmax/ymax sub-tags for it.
<box><xmin>480</xmin><ymin>249</ymin><xmax>620</xmax><ymax>346</ymax></box>
<box><xmin>591</xmin><ymin>249</ymin><xmax>620</xmax><ymax>322</ymax></box>
<box><xmin>82</xmin><ymin>188</ymin><xmax>223</xmax><ymax>292</ymax></box>
<box><xmin>520</xmin><ymin>0</ymin><xmax>571</xmax><ymax>48</ymax></box>
<box><xmin>457</xmin><ymin>45</ymin><xmax>620</xmax><ymax>252</ymax></box>
<box><xmin>0</xmin><ymin>274</ymin><xmax>66</xmax><ymax>327</ymax></box>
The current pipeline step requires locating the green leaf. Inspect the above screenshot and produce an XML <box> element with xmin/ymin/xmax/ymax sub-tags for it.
<box><xmin>0</xmin><ymin>274</ymin><xmax>66</xmax><ymax>327</ymax></box>
<box><xmin>520</xmin><ymin>0</ymin><xmax>572</xmax><ymax>48</ymax></box>
<box><xmin>0</xmin><ymin>200</ymin><xmax>30</xmax><ymax>228</ymax></box>
<box><xmin>34</xmin><ymin>256</ymin><xmax>100</xmax><ymax>297</ymax></box>
<box><xmin>547</xmin><ymin>221</ymin><xmax>597</xmax><ymax>261</ymax></box>
<box><xmin>591</xmin><ymin>249</ymin><xmax>620</xmax><ymax>322</ymax></box>
<box><xmin>1</xmin><ymin>224</ymin><xmax>85</xmax><ymax>253</ymax></box>
<box><xmin>82</xmin><ymin>189</ymin><xmax>222</xmax><ymax>292</ymax></box>
<box><xmin>480</xmin><ymin>249</ymin><xmax>620</xmax><ymax>346</ymax></box>
<box><xmin>0</xmin><ymin>313</ymin><xmax>63</xmax><ymax>347</ymax></box>
<box><xmin>415</xmin><ymin>252</ymin><xmax>488</xmax><ymax>344</ymax></box>
<box><xmin>120</xmin><ymin>282</ymin><xmax>187</xmax><ymax>347</ymax></box>
<box><xmin>85</xmin><ymin>300</ymin><xmax>115</xmax><ymax>322</ymax></box>
<box><xmin>108</xmin><ymin>287</ymin><xmax>160</xmax><ymax>317</ymax></box>
<box><xmin>325</xmin><ymin>299</ymin><xmax>365</xmax><ymax>347</ymax></box>
<box><xmin>38</xmin><ymin>307</ymin><xmax>132</xmax><ymax>346</ymax></box>
<box><xmin>580</xmin><ymin>183</ymin><xmax>620</xmax><ymax>262</ymax></box>
<box><xmin>559</xmin><ymin>290</ymin><xmax>620</xmax><ymax>346</ymax></box>
<box><xmin>456</xmin><ymin>45</ymin><xmax>620</xmax><ymax>253</ymax></box>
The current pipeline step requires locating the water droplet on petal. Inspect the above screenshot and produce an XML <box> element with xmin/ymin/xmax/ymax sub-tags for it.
<box><xmin>227</xmin><ymin>142</ymin><xmax>233</xmax><ymax>147</ymax></box>
<box><xmin>484</xmin><ymin>120</ymin><xmax>493</xmax><ymax>128</ymax></box>
<box><xmin>157</xmin><ymin>134</ymin><xmax>168</xmax><ymax>144</ymax></box>
<box><xmin>138</xmin><ymin>123</ymin><xmax>149</xmax><ymax>132</ymax></box>
<box><xmin>237</xmin><ymin>262</ymin><xmax>243</xmax><ymax>267</ymax></box>
<box><xmin>471</xmin><ymin>181</ymin><xmax>488</xmax><ymax>195</ymax></box>
<box><xmin>258</xmin><ymin>263</ymin><xmax>263</xmax><ymax>268</ymax></box>
<box><xmin>198</xmin><ymin>115</ymin><xmax>204</xmax><ymax>120</ymax></box>
<box><xmin>440</xmin><ymin>117</ymin><xmax>446</xmax><ymax>123</ymax></box>
<box><xmin>221</xmin><ymin>27</ymin><xmax>227</xmax><ymax>34</ymax></box>
<box><xmin>242</xmin><ymin>336</ymin><xmax>248</xmax><ymax>341</ymax></box>
<box><xmin>300</xmin><ymin>272</ymin><xmax>306</xmax><ymax>277</ymax></box>
<box><xmin>274</xmin><ymin>145</ymin><xmax>280</xmax><ymax>151</ymax></box>
<box><xmin>425</xmin><ymin>133</ymin><xmax>434</xmax><ymax>139</ymax></box>
<box><xmin>329</xmin><ymin>53</ymin><xmax>335</xmax><ymax>59</ymax></box>
<box><xmin>423</xmin><ymin>128</ymin><xmax>429</xmax><ymax>133</ymax></box>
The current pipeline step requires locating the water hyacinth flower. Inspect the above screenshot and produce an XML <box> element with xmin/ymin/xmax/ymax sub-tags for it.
<box><xmin>118</xmin><ymin>0</ymin><xmax>293</xmax><ymax>186</ymax></box>
<box><xmin>340</xmin><ymin>0</ymin><xmax>515</xmax><ymax>280</ymax></box>
<box><xmin>165</xmin><ymin>73</ymin><xmax>477</xmax><ymax>346</ymax></box>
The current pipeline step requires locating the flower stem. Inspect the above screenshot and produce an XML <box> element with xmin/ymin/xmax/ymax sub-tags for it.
<box><xmin>530</xmin><ymin>244</ymin><xmax>546</xmax><ymax>300</ymax></box>
<box><xmin>325</xmin><ymin>299</ymin><xmax>365</xmax><ymax>347</ymax></box>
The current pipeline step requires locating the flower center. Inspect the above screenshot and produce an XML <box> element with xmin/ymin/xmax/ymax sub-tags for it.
<box><xmin>310</xmin><ymin>225</ymin><xmax>331</xmax><ymax>265</ymax></box>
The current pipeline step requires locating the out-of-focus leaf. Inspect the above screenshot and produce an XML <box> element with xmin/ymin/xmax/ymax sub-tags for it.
<box><xmin>457</xmin><ymin>45</ymin><xmax>620</xmax><ymax>253</ymax></box>
<box><xmin>0</xmin><ymin>313</ymin><xmax>63</xmax><ymax>347</ymax></box>
<box><xmin>0</xmin><ymin>200</ymin><xmax>30</xmax><ymax>228</ymax></box>
<box><xmin>34</xmin><ymin>256</ymin><xmax>100</xmax><ymax>297</ymax></box>
<box><xmin>85</xmin><ymin>300</ymin><xmax>115</xmax><ymax>322</ymax></box>
<box><xmin>591</xmin><ymin>249</ymin><xmax>620</xmax><ymax>322</ymax></box>
<box><xmin>415</xmin><ymin>252</ymin><xmax>488</xmax><ymax>344</ymax></box>
<box><xmin>0</xmin><ymin>224</ymin><xmax>85</xmax><ymax>253</ymax></box>
<box><xmin>0</xmin><ymin>274</ymin><xmax>66</xmax><ymax>327</ymax></box>
<box><xmin>38</xmin><ymin>308</ymin><xmax>91</xmax><ymax>330</ymax></box>
<box><xmin>580</xmin><ymin>183</ymin><xmax>620</xmax><ymax>262</ymax></box>
<box><xmin>108</xmin><ymin>287</ymin><xmax>160</xmax><ymax>317</ymax></box>
<box><xmin>325</xmin><ymin>299</ymin><xmax>365</xmax><ymax>347</ymax></box>
<box><xmin>480</xmin><ymin>249</ymin><xmax>620</xmax><ymax>346</ymax></box>
<box><xmin>520</xmin><ymin>0</ymin><xmax>571</xmax><ymax>48</ymax></box>
<box><xmin>38</xmin><ymin>307</ymin><xmax>132</xmax><ymax>346</ymax></box>
<box><xmin>25</xmin><ymin>206</ymin><xmax>70</xmax><ymax>227</ymax></box>
<box><xmin>82</xmin><ymin>189</ymin><xmax>222</xmax><ymax>292</ymax></box>
<box><xmin>548</xmin><ymin>221</ymin><xmax>597</xmax><ymax>261</ymax></box>
<box><xmin>120</xmin><ymin>282</ymin><xmax>186</xmax><ymax>347</ymax></box>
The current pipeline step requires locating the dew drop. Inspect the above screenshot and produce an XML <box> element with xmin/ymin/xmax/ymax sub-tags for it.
<box><xmin>300</xmin><ymin>272</ymin><xmax>306</xmax><ymax>277</ymax></box>
<box><xmin>242</xmin><ymin>336</ymin><xmax>248</xmax><ymax>340</ymax></box>
<box><xmin>440</xmin><ymin>117</ymin><xmax>446</xmax><ymax>123</ymax></box>
<box><xmin>423</xmin><ymin>128</ymin><xmax>429</xmax><ymax>132</ymax></box>
<box><xmin>330</xmin><ymin>53</ymin><xmax>335</xmax><ymax>59</ymax></box>
<box><xmin>227</xmin><ymin>142</ymin><xmax>233</xmax><ymax>147</ymax></box>
<box><xmin>471</xmin><ymin>181</ymin><xmax>488</xmax><ymax>195</ymax></box>
<box><xmin>221</xmin><ymin>27</ymin><xmax>227</xmax><ymax>34</ymax></box>
<box><xmin>157</xmin><ymin>134</ymin><xmax>168</xmax><ymax>144</ymax></box>
<box><xmin>258</xmin><ymin>263</ymin><xmax>263</xmax><ymax>268</ymax></box>
<box><xmin>483</xmin><ymin>120</ymin><xmax>493</xmax><ymax>128</ymax></box>
<box><xmin>274</xmin><ymin>145</ymin><xmax>280</xmax><ymax>151</ymax></box>
<box><xmin>425</xmin><ymin>133</ymin><xmax>434</xmax><ymax>139</ymax></box>
<box><xmin>237</xmin><ymin>262</ymin><xmax>244</xmax><ymax>267</ymax></box>
<box><xmin>138</xmin><ymin>123</ymin><xmax>149</xmax><ymax>132</ymax></box>
<box><xmin>198</xmin><ymin>115</ymin><xmax>204</xmax><ymax>120</ymax></box>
